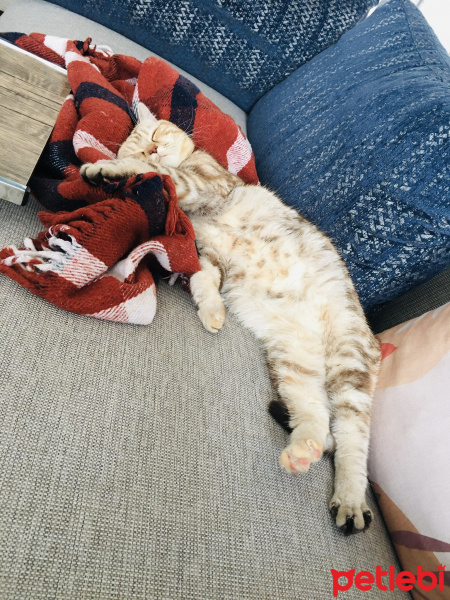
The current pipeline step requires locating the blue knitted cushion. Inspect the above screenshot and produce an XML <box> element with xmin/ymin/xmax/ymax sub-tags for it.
<box><xmin>247</xmin><ymin>0</ymin><xmax>450</xmax><ymax>314</ymax></box>
<box><xmin>44</xmin><ymin>0</ymin><xmax>376</xmax><ymax>111</ymax></box>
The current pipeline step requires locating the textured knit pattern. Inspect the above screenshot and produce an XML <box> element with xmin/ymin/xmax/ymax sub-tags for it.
<box><xmin>41</xmin><ymin>0</ymin><xmax>377</xmax><ymax>111</ymax></box>
<box><xmin>248</xmin><ymin>0</ymin><xmax>450</xmax><ymax>315</ymax></box>
<box><xmin>0</xmin><ymin>32</ymin><xmax>258</xmax><ymax>323</ymax></box>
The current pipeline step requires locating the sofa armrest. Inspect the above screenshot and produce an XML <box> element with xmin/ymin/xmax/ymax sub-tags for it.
<box><xmin>369</xmin><ymin>266</ymin><xmax>450</xmax><ymax>334</ymax></box>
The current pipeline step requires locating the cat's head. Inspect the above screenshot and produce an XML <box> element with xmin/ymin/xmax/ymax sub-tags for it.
<box><xmin>118</xmin><ymin>102</ymin><xmax>195</xmax><ymax>167</ymax></box>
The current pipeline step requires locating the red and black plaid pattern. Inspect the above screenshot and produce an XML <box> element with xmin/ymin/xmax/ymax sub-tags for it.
<box><xmin>0</xmin><ymin>33</ymin><xmax>259</xmax><ymax>324</ymax></box>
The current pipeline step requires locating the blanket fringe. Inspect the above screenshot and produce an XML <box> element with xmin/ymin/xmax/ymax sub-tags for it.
<box><xmin>2</xmin><ymin>230</ymin><xmax>77</xmax><ymax>273</ymax></box>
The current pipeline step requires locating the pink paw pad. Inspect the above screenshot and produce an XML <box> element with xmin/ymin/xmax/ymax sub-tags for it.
<box><xmin>279</xmin><ymin>439</ymin><xmax>324</xmax><ymax>474</ymax></box>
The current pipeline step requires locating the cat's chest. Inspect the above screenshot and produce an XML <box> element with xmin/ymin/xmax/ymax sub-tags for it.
<box><xmin>191</xmin><ymin>207</ymin><xmax>310</xmax><ymax>288</ymax></box>
<box><xmin>192</xmin><ymin>210</ymin><xmax>281</xmax><ymax>261</ymax></box>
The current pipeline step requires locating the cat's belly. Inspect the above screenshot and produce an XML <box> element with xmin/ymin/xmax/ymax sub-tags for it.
<box><xmin>206</xmin><ymin>230</ymin><xmax>331</xmax><ymax>341</ymax></box>
<box><xmin>191</xmin><ymin>204</ymin><xmax>351</xmax><ymax>341</ymax></box>
<box><xmin>223</xmin><ymin>277</ymin><xmax>324</xmax><ymax>342</ymax></box>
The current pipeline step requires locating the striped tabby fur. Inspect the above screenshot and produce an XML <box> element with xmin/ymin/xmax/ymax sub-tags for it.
<box><xmin>81</xmin><ymin>103</ymin><xmax>381</xmax><ymax>534</ymax></box>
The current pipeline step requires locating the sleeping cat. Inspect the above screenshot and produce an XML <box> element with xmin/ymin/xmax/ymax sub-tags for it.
<box><xmin>81</xmin><ymin>103</ymin><xmax>381</xmax><ymax>534</ymax></box>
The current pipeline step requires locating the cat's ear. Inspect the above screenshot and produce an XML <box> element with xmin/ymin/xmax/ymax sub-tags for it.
<box><xmin>137</xmin><ymin>102</ymin><xmax>158</xmax><ymax>124</ymax></box>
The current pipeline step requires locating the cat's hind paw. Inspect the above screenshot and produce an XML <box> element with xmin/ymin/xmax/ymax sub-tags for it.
<box><xmin>329</xmin><ymin>497</ymin><xmax>373</xmax><ymax>534</ymax></box>
<box><xmin>279</xmin><ymin>439</ymin><xmax>323</xmax><ymax>473</ymax></box>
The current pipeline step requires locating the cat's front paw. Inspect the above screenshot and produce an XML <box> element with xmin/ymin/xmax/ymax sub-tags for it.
<box><xmin>329</xmin><ymin>496</ymin><xmax>373</xmax><ymax>534</ymax></box>
<box><xmin>80</xmin><ymin>160</ymin><xmax>118</xmax><ymax>186</ymax></box>
<box><xmin>197</xmin><ymin>299</ymin><xmax>226</xmax><ymax>333</ymax></box>
<box><xmin>279</xmin><ymin>439</ymin><xmax>323</xmax><ymax>473</ymax></box>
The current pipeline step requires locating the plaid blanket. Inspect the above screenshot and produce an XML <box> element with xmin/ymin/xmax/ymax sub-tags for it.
<box><xmin>0</xmin><ymin>33</ymin><xmax>258</xmax><ymax>325</ymax></box>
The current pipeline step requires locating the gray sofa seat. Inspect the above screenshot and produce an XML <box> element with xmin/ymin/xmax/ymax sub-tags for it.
<box><xmin>0</xmin><ymin>1</ymin><xmax>409</xmax><ymax>599</ymax></box>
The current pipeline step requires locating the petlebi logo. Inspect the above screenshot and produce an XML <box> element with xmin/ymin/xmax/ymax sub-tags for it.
<box><xmin>331</xmin><ymin>564</ymin><xmax>446</xmax><ymax>597</ymax></box>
